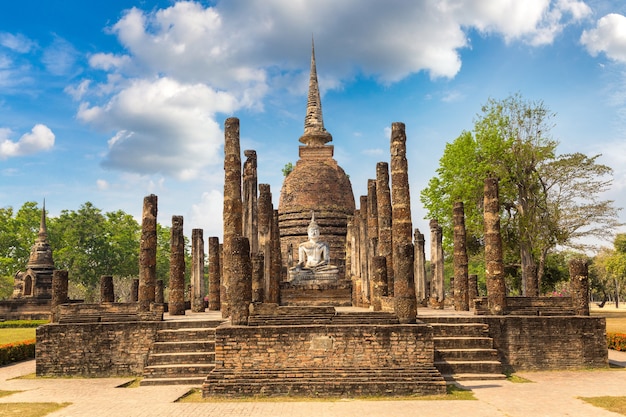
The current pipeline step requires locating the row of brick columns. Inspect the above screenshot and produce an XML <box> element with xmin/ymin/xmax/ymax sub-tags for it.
<box><xmin>349</xmin><ymin>122</ymin><xmax>593</xmax><ymax>319</ymax></box>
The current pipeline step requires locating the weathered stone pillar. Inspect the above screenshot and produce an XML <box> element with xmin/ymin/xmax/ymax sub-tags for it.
<box><xmin>394</xmin><ymin>242</ymin><xmax>417</xmax><ymax>323</ymax></box>
<box><xmin>390</xmin><ymin>122</ymin><xmax>412</xmax><ymax>245</ymax></box>
<box><xmin>168</xmin><ymin>215</ymin><xmax>186</xmax><ymax>316</ymax></box>
<box><xmin>367</xmin><ymin>179</ymin><xmax>379</xmax><ymax>298</ymax></box>
<box><xmin>138</xmin><ymin>194</ymin><xmax>157</xmax><ymax>312</ymax></box>
<box><xmin>191</xmin><ymin>228</ymin><xmax>205</xmax><ymax>313</ymax></box>
<box><xmin>269</xmin><ymin>210</ymin><xmax>282</xmax><ymax>303</ymax></box>
<box><xmin>371</xmin><ymin>256</ymin><xmax>388</xmax><ymax>311</ymax></box>
<box><xmin>258</xmin><ymin>184</ymin><xmax>273</xmax><ymax>302</ymax></box>
<box><xmin>569</xmin><ymin>258</ymin><xmax>590</xmax><ymax>316</ymax></box>
<box><xmin>131</xmin><ymin>279</ymin><xmax>139</xmax><ymax>302</ymax></box>
<box><xmin>345</xmin><ymin>215</ymin><xmax>353</xmax><ymax>280</ymax></box>
<box><xmin>429</xmin><ymin>219</ymin><xmax>444</xmax><ymax>309</ymax></box>
<box><xmin>351</xmin><ymin>210</ymin><xmax>361</xmax><ymax>305</ymax></box>
<box><xmin>376</xmin><ymin>162</ymin><xmax>394</xmax><ymax>295</ymax></box>
<box><xmin>252</xmin><ymin>253</ymin><xmax>264</xmax><ymax>303</ymax></box>
<box><xmin>453</xmin><ymin>202</ymin><xmax>470</xmax><ymax>311</ymax></box>
<box><xmin>51</xmin><ymin>270</ymin><xmax>68</xmax><ymax>323</ymax></box>
<box><xmin>223</xmin><ymin>117</ymin><xmax>243</xmax><ymax>318</ymax></box>
<box><xmin>208</xmin><ymin>237</ymin><xmax>221</xmax><ymax>311</ymax></box>
<box><xmin>359</xmin><ymin>195</ymin><xmax>369</xmax><ymax>303</ymax></box>
<box><xmin>100</xmin><ymin>275</ymin><xmax>114</xmax><ymax>303</ymax></box>
<box><xmin>414</xmin><ymin>228</ymin><xmax>427</xmax><ymax>303</ymax></box>
<box><xmin>484</xmin><ymin>178</ymin><xmax>507</xmax><ymax>315</ymax></box>
<box><xmin>468</xmin><ymin>274</ymin><xmax>479</xmax><ymax>309</ymax></box>
<box><xmin>155</xmin><ymin>279</ymin><xmax>164</xmax><ymax>304</ymax></box>
<box><xmin>230</xmin><ymin>236</ymin><xmax>252</xmax><ymax>326</ymax></box>
<box><xmin>243</xmin><ymin>150</ymin><xmax>258</xmax><ymax>256</ymax></box>
<box><xmin>219</xmin><ymin>243</ymin><xmax>226</xmax><ymax>315</ymax></box>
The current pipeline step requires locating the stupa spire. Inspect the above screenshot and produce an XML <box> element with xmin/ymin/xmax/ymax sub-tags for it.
<box><xmin>299</xmin><ymin>37</ymin><xmax>332</xmax><ymax>146</ymax></box>
<box><xmin>28</xmin><ymin>200</ymin><xmax>54</xmax><ymax>270</ymax></box>
<box><xmin>38</xmin><ymin>199</ymin><xmax>48</xmax><ymax>241</ymax></box>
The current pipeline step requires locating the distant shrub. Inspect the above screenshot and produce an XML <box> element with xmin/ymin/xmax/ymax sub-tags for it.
<box><xmin>0</xmin><ymin>320</ymin><xmax>48</xmax><ymax>328</ymax></box>
<box><xmin>0</xmin><ymin>339</ymin><xmax>35</xmax><ymax>365</ymax></box>
<box><xmin>607</xmin><ymin>333</ymin><xmax>626</xmax><ymax>351</ymax></box>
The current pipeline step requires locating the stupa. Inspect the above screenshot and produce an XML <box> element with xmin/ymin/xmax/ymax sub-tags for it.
<box><xmin>278</xmin><ymin>40</ymin><xmax>355</xmax><ymax>306</ymax></box>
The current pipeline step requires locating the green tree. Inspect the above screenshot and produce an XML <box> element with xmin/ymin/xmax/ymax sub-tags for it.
<box><xmin>421</xmin><ymin>94</ymin><xmax>621</xmax><ymax>295</ymax></box>
<box><xmin>282</xmin><ymin>162</ymin><xmax>293</xmax><ymax>177</ymax></box>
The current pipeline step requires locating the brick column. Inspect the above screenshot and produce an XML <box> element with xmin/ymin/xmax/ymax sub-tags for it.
<box><xmin>269</xmin><ymin>210</ymin><xmax>282</xmax><ymax>303</ymax></box>
<box><xmin>414</xmin><ymin>228</ymin><xmax>427</xmax><ymax>304</ymax></box>
<box><xmin>191</xmin><ymin>228</ymin><xmax>205</xmax><ymax>313</ymax></box>
<box><xmin>243</xmin><ymin>150</ymin><xmax>258</xmax><ymax>255</ymax></box>
<box><xmin>358</xmin><ymin>195</ymin><xmax>369</xmax><ymax>304</ymax></box>
<box><xmin>371</xmin><ymin>256</ymin><xmax>388</xmax><ymax>312</ymax></box>
<box><xmin>252</xmin><ymin>252</ymin><xmax>264</xmax><ymax>303</ymax></box>
<box><xmin>569</xmin><ymin>258</ymin><xmax>590</xmax><ymax>316</ymax></box>
<box><xmin>138</xmin><ymin>194</ymin><xmax>157</xmax><ymax>312</ymax></box>
<box><xmin>131</xmin><ymin>279</ymin><xmax>139</xmax><ymax>303</ymax></box>
<box><xmin>429</xmin><ymin>219</ymin><xmax>444</xmax><ymax>309</ymax></box>
<box><xmin>453</xmin><ymin>201</ymin><xmax>469</xmax><ymax>311</ymax></box>
<box><xmin>223</xmin><ymin>117</ymin><xmax>243</xmax><ymax>318</ymax></box>
<box><xmin>468</xmin><ymin>274</ymin><xmax>479</xmax><ymax>309</ymax></box>
<box><xmin>100</xmin><ymin>275</ymin><xmax>114</xmax><ymax>303</ymax></box>
<box><xmin>394</xmin><ymin>242</ymin><xmax>416</xmax><ymax>323</ymax></box>
<box><xmin>258</xmin><ymin>184</ymin><xmax>273</xmax><ymax>302</ymax></box>
<box><xmin>230</xmin><ymin>236</ymin><xmax>252</xmax><ymax>326</ymax></box>
<box><xmin>376</xmin><ymin>162</ymin><xmax>394</xmax><ymax>295</ymax></box>
<box><xmin>367</xmin><ymin>179</ymin><xmax>379</xmax><ymax>299</ymax></box>
<box><xmin>168</xmin><ymin>215</ymin><xmax>186</xmax><ymax>316</ymax></box>
<box><xmin>51</xmin><ymin>270</ymin><xmax>68</xmax><ymax>323</ymax></box>
<box><xmin>208</xmin><ymin>237</ymin><xmax>221</xmax><ymax>311</ymax></box>
<box><xmin>484</xmin><ymin>178</ymin><xmax>507</xmax><ymax>315</ymax></box>
<box><xmin>155</xmin><ymin>279</ymin><xmax>164</xmax><ymax>304</ymax></box>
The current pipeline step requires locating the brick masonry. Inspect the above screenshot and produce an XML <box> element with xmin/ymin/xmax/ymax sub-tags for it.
<box><xmin>214</xmin><ymin>323</ymin><xmax>434</xmax><ymax>370</ymax></box>
<box><xmin>36</xmin><ymin>321</ymin><xmax>159</xmax><ymax>377</ymax></box>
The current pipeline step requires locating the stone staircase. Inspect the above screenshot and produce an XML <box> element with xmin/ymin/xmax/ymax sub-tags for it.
<box><xmin>421</xmin><ymin>316</ymin><xmax>505</xmax><ymax>381</ymax></box>
<box><xmin>140</xmin><ymin>319</ymin><xmax>223</xmax><ymax>386</ymax></box>
<box><xmin>204</xmin><ymin>366</ymin><xmax>446</xmax><ymax>397</ymax></box>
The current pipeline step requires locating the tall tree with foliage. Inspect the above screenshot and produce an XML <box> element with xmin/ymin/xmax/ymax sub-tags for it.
<box><xmin>421</xmin><ymin>94</ymin><xmax>620</xmax><ymax>295</ymax></box>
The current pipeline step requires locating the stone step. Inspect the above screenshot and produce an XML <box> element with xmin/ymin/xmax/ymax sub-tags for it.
<box><xmin>435</xmin><ymin>348</ymin><xmax>498</xmax><ymax>361</ymax></box>
<box><xmin>147</xmin><ymin>352</ymin><xmax>215</xmax><ymax>366</ymax></box>
<box><xmin>433</xmin><ymin>336</ymin><xmax>493</xmax><ymax>349</ymax></box>
<box><xmin>442</xmin><ymin>373</ymin><xmax>506</xmax><ymax>382</ymax></box>
<box><xmin>151</xmin><ymin>340</ymin><xmax>215</xmax><ymax>354</ymax></box>
<box><xmin>155</xmin><ymin>328</ymin><xmax>215</xmax><ymax>342</ymax></box>
<box><xmin>429</xmin><ymin>323</ymin><xmax>489</xmax><ymax>337</ymax></box>
<box><xmin>140</xmin><ymin>376</ymin><xmax>208</xmax><ymax>386</ymax></box>
<box><xmin>248</xmin><ymin>315</ymin><xmax>333</xmax><ymax>326</ymax></box>
<box><xmin>203</xmin><ymin>367</ymin><xmax>446</xmax><ymax>397</ymax></box>
<box><xmin>420</xmin><ymin>316</ymin><xmax>487</xmax><ymax>324</ymax></box>
<box><xmin>434</xmin><ymin>360</ymin><xmax>503</xmax><ymax>375</ymax></box>
<box><xmin>159</xmin><ymin>319</ymin><xmax>224</xmax><ymax>330</ymax></box>
<box><xmin>143</xmin><ymin>363</ymin><xmax>215</xmax><ymax>378</ymax></box>
<box><xmin>332</xmin><ymin>312</ymin><xmax>399</xmax><ymax>325</ymax></box>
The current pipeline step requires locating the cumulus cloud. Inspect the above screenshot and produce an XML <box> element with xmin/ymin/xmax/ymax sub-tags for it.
<box><xmin>188</xmin><ymin>189</ymin><xmax>224</xmax><ymax>238</ymax></box>
<box><xmin>581</xmin><ymin>13</ymin><xmax>626</xmax><ymax>63</ymax></box>
<box><xmin>0</xmin><ymin>124</ymin><xmax>55</xmax><ymax>159</ymax></box>
<box><xmin>42</xmin><ymin>35</ymin><xmax>79</xmax><ymax>76</ymax></box>
<box><xmin>78</xmin><ymin>0</ymin><xmax>591</xmax><ymax>179</ymax></box>
<box><xmin>78</xmin><ymin>77</ymin><xmax>238</xmax><ymax>179</ymax></box>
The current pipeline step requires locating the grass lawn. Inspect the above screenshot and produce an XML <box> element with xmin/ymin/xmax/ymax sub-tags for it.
<box><xmin>0</xmin><ymin>328</ymin><xmax>35</xmax><ymax>345</ymax></box>
<box><xmin>580</xmin><ymin>396</ymin><xmax>626</xmax><ymax>415</ymax></box>
<box><xmin>0</xmin><ymin>402</ymin><xmax>70</xmax><ymax>417</ymax></box>
<box><xmin>590</xmin><ymin>308</ymin><xmax>626</xmax><ymax>333</ymax></box>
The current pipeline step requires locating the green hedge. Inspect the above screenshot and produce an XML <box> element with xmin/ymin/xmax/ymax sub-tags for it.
<box><xmin>0</xmin><ymin>339</ymin><xmax>36</xmax><ymax>366</ymax></box>
<box><xmin>607</xmin><ymin>333</ymin><xmax>626</xmax><ymax>351</ymax></box>
<box><xmin>0</xmin><ymin>320</ymin><xmax>48</xmax><ymax>328</ymax></box>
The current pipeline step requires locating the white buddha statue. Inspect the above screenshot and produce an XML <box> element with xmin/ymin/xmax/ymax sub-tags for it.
<box><xmin>290</xmin><ymin>212</ymin><xmax>338</xmax><ymax>278</ymax></box>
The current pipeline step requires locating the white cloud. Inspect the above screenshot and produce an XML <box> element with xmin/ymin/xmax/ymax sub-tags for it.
<box><xmin>188</xmin><ymin>189</ymin><xmax>224</xmax><ymax>238</ymax></box>
<box><xmin>64</xmin><ymin>79</ymin><xmax>91</xmax><ymax>100</ymax></box>
<box><xmin>581</xmin><ymin>14</ymin><xmax>626</xmax><ymax>63</ymax></box>
<box><xmin>0</xmin><ymin>32</ymin><xmax>35</xmax><ymax>53</ymax></box>
<box><xmin>96</xmin><ymin>179</ymin><xmax>110</xmax><ymax>190</ymax></box>
<box><xmin>42</xmin><ymin>35</ymin><xmax>78</xmax><ymax>76</ymax></box>
<box><xmin>77</xmin><ymin>0</ymin><xmax>593</xmax><ymax>179</ymax></box>
<box><xmin>0</xmin><ymin>124</ymin><xmax>55</xmax><ymax>159</ymax></box>
<box><xmin>78</xmin><ymin>76</ymin><xmax>238</xmax><ymax>179</ymax></box>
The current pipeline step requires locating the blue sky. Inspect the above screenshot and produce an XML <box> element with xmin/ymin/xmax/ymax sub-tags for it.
<box><xmin>1</xmin><ymin>0</ymin><xmax>626</xmax><ymax>247</ymax></box>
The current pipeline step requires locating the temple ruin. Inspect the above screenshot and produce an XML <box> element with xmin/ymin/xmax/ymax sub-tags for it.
<box><xmin>34</xmin><ymin>42</ymin><xmax>608</xmax><ymax>398</ymax></box>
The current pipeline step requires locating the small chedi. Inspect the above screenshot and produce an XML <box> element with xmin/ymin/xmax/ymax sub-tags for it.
<box><xmin>287</xmin><ymin>212</ymin><xmax>338</xmax><ymax>282</ymax></box>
